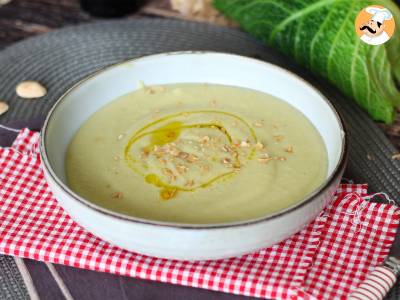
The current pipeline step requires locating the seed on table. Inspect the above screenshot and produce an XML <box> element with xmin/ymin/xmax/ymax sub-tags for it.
<box><xmin>0</xmin><ymin>102</ymin><xmax>9</xmax><ymax>116</ymax></box>
<box><xmin>16</xmin><ymin>81</ymin><xmax>47</xmax><ymax>99</ymax></box>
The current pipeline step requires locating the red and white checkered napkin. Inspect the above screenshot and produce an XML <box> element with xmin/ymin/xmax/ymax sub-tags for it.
<box><xmin>1</xmin><ymin>129</ymin><xmax>399</xmax><ymax>300</ymax></box>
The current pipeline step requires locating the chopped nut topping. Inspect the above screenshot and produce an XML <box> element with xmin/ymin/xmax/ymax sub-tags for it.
<box><xmin>117</xmin><ymin>133</ymin><xmax>125</xmax><ymax>140</ymax></box>
<box><xmin>222</xmin><ymin>157</ymin><xmax>231</xmax><ymax>164</ymax></box>
<box><xmin>140</xmin><ymin>150</ymin><xmax>149</xmax><ymax>159</ymax></box>
<box><xmin>255</xmin><ymin>142</ymin><xmax>265</xmax><ymax>150</ymax></box>
<box><xmin>176</xmin><ymin>164</ymin><xmax>188</xmax><ymax>175</ymax></box>
<box><xmin>253</xmin><ymin>121</ymin><xmax>263</xmax><ymax>128</ymax></box>
<box><xmin>258</xmin><ymin>157</ymin><xmax>272</xmax><ymax>163</ymax></box>
<box><xmin>158</xmin><ymin>158</ymin><xmax>167</xmax><ymax>165</ymax></box>
<box><xmin>178</xmin><ymin>151</ymin><xmax>189</xmax><ymax>159</ymax></box>
<box><xmin>187</xmin><ymin>154</ymin><xmax>199</xmax><ymax>163</ymax></box>
<box><xmin>273</xmin><ymin>135</ymin><xmax>284</xmax><ymax>142</ymax></box>
<box><xmin>240</xmin><ymin>140</ymin><xmax>250</xmax><ymax>148</ymax></box>
<box><xmin>169</xmin><ymin>148</ymin><xmax>180</xmax><ymax>157</ymax></box>
<box><xmin>275</xmin><ymin>156</ymin><xmax>287</xmax><ymax>161</ymax></box>
<box><xmin>284</xmin><ymin>146</ymin><xmax>294</xmax><ymax>153</ymax></box>
<box><xmin>199</xmin><ymin>136</ymin><xmax>210</xmax><ymax>143</ymax></box>
<box><xmin>162</xmin><ymin>168</ymin><xmax>176</xmax><ymax>181</ymax></box>
<box><xmin>392</xmin><ymin>153</ymin><xmax>400</xmax><ymax>160</ymax></box>
<box><xmin>113</xmin><ymin>155</ymin><xmax>121</xmax><ymax>161</ymax></box>
<box><xmin>111</xmin><ymin>192</ymin><xmax>124</xmax><ymax>199</ymax></box>
<box><xmin>185</xmin><ymin>179</ymin><xmax>195</xmax><ymax>187</ymax></box>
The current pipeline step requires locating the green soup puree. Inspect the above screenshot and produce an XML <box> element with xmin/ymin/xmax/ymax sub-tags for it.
<box><xmin>66</xmin><ymin>83</ymin><xmax>328</xmax><ymax>224</ymax></box>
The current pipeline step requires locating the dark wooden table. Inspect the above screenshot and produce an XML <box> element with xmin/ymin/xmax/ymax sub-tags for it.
<box><xmin>0</xmin><ymin>1</ymin><xmax>399</xmax><ymax>299</ymax></box>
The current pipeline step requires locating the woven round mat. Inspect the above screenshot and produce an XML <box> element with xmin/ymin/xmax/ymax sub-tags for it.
<box><xmin>0</xmin><ymin>17</ymin><xmax>398</xmax><ymax>298</ymax></box>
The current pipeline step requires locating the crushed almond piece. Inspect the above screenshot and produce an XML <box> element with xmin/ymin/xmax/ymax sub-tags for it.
<box><xmin>169</xmin><ymin>148</ymin><xmax>180</xmax><ymax>157</ymax></box>
<box><xmin>222</xmin><ymin>157</ymin><xmax>231</xmax><ymax>164</ymax></box>
<box><xmin>392</xmin><ymin>153</ymin><xmax>400</xmax><ymax>160</ymax></box>
<box><xmin>222</xmin><ymin>145</ymin><xmax>230</xmax><ymax>152</ymax></box>
<box><xmin>258</xmin><ymin>157</ymin><xmax>272</xmax><ymax>163</ymax></box>
<box><xmin>158</xmin><ymin>158</ymin><xmax>167</xmax><ymax>165</ymax></box>
<box><xmin>113</xmin><ymin>155</ymin><xmax>121</xmax><ymax>161</ymax></box>
<box><xmin>178</xmin><ymin>151</ymin><xmax>189</xmax><ymax>159</ymax></box>
<box><xmin>253</xmin><ymin>121</ymin><xmax>263</xmax><ymax>128</ymax></box>
<box><xmin>176</xmin><ymin>164</ymin><xmax>188</xmax><ymax>175</ymax></box>
<box><xmin>240</xmin><ymin>140</ymin><xmax>250</xmax><ymax>148</ymax></box>
<box><xmin>284</xmin><ymin>146</ymin><xmax>294</xmax><ymax>153</ymax></box>
<box><xmin>185</xmin><ymin>179</ymin><xmax>195</xmax><ymax>187</ymax></box>
<box><xmin>255</xmin><ymin>142</ymin><xmax>265</xmax><ymax>150</ymax></box>
<box><xmin>275</xmin><ymin>156</ymin><xmax>287</xmax><ymax>161</ymax></box>
<box><xmin>187</xmin><ymin>154</ymin><xmax>199</xmax><ymax>163</ymax></box>
<box><xmin>117</xmin><ymin>133</ymin><xmax>125</xmax><ymax>140</ymax></box>
<box><xmin>199</xmin><ymin>135</ymin><xmax>210</xmax><ymax>143</ymax></box>
<box><xmin>273</xmin><ymin>135</ymin><xmax>284</xmax><ymax>142</ymax></box>
<box><xmin>111</xmin><ymin>192</ymin><xmax>123</xmax><ymax>199</ymax></box>
<box><xmin>162</xmin><ymin>168</ymin><xmax>176</xmax><ymax>181</ymax></box>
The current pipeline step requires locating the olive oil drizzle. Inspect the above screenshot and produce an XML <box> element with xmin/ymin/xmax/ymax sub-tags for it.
<box><xmin>124</xmin><ymin>110</ymin><xmax>258</xmax><ymax>200</ymax></box>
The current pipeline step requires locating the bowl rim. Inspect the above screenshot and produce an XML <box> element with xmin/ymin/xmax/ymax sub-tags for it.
<box><xmin>40</xmin><ymin>51</ymin><xmax>348</xmax><ymax>229</ymax></box>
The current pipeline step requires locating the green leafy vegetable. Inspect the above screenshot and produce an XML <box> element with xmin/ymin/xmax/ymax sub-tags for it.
<box><xmin>214</xmin><ymin>0</ymin><xmax>400</xmax><ymax>123</ymax></box>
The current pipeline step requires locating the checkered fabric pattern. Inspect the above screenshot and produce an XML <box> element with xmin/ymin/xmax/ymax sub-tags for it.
<box><xmin>0</xmin><ymin>129</ymin><xmax>399</xmax><ymax>300</ymax></box>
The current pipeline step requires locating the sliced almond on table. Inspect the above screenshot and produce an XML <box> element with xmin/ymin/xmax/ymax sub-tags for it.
<box><xmin>16</xmin><ymin>81</ymin><xmax>47</xmax><ymax>99</ymax></box>
<box><xmin>392</xmin><ymin>153</ymin><xmax>400</xmax><ymax>160</ymax></box>
<box><xmin>0</xmin><ymin>101</ymin><xmax>9</xmax><ymax>116</ymax></box>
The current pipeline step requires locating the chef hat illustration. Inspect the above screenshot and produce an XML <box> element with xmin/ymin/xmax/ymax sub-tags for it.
<box><xmin>365</xmin><ymin>6</ymin><xmax>393</xmax><ymax>24</ymax></box>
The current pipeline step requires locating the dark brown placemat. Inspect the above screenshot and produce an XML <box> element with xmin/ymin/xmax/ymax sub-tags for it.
<box><xmin>0</xmin><ymin>17</ymin><xmax>398</xmax><ymax>299</ymax></box>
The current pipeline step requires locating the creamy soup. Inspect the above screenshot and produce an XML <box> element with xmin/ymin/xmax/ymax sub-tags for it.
<box><xmin>66</xmin><ymin>83</ymin><xmax>328</xmax><ymax>224</ymax></box>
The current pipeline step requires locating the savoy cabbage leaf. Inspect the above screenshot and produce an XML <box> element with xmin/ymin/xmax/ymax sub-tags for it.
<box><xmin>214</xmin><ymin>0</ymin><xmax>400</xmax><ymax>123</ymax></box>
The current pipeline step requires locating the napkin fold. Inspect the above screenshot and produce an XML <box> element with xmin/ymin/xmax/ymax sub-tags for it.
<box><xmin>0</xmin><ymin>129</ymin><xmax>399</xmax><ymax>300</ymax></box>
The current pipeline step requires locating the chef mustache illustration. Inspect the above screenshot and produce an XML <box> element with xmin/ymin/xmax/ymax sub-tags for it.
<box><xmin>359</xmin><ymin>7</ymin><xmax>392</xmax><ymax>37</ymax></box>
<box><xmin>360</xmin><ymin>23</ymin><xmax>380</xmax><ymax>34</ymax></box>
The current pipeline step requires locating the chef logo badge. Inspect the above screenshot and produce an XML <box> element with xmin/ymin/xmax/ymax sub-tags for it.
<box><xmin>355</xmin><ymin>5</ymin><xmax>395</xmax><ymax>45</ymax></box>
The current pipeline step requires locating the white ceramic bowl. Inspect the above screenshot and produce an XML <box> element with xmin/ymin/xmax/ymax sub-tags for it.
<box><xmin>41</xmin><ymin>52</ymin><xmax>347</xmax><ymax>260</ymax></box>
